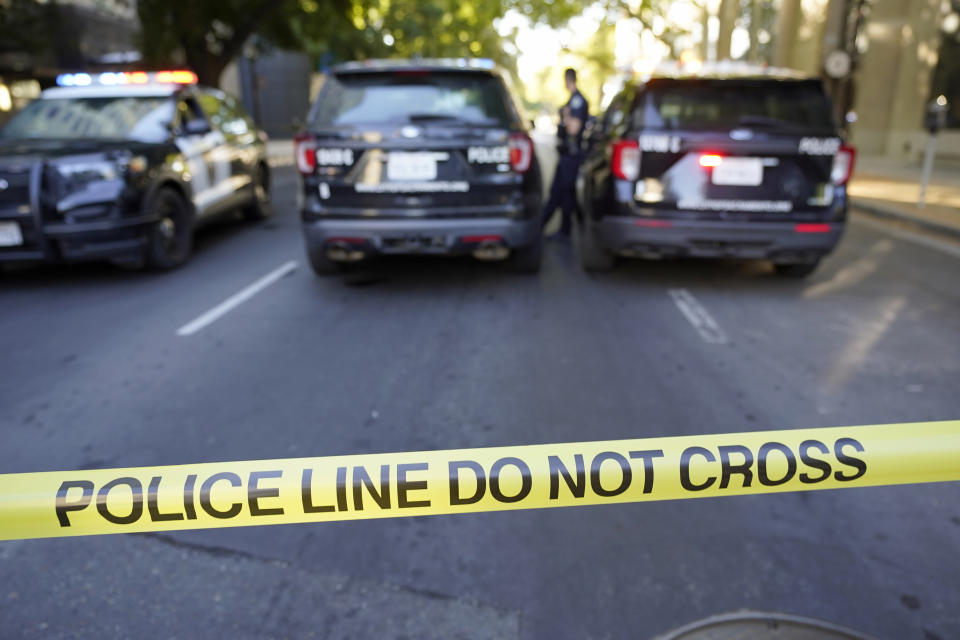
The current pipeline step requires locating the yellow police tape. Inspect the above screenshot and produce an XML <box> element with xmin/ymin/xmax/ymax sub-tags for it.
<box><xmin>1</xmin><ymin>421</ymin><xmax>958</xmax><ymax>541</ymax></box>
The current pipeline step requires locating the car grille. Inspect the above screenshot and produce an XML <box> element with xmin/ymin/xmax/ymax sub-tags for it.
<box><xmin>0</xmin><ymin>165</ymin><xmax>32</xmax><ymax>215</ymax></box>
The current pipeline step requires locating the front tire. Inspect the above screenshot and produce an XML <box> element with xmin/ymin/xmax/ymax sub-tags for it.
<box><xmin>146</xmin><ymin>187</ymin><xmax>193</xmax><ymax>270</ymax></box>
<box><xmin>307</xmin><ymin>248</ymin><xmax>345</xmax><ymax>276</ymax></box>
<box><xmin>242</xmin><ymin>163</ymin><xmax>272</xmax><ymax>221</ymax></box>
<box><xmin>577</xmin><ymin>219</ymin><xmax>615</xmax><ymax>272</ymax></box>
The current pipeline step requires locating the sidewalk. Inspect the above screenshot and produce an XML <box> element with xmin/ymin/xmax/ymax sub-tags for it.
<box><xmin>266</xmin><ymin>138</ymin><xmax>294</xmax><ymax>168</ymax></box>
<box><xmin>849</xmin><ymin>155</ymin><xmax>960</xmax><ymax>239</ymax></box>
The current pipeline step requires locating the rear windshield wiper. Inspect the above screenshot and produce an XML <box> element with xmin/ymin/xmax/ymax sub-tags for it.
<box><xmin>406</xmin><ymin>113</ymin><xmax>465</xmax><ymax>122</ymax></box>
<box><xmin>405</xmin><ymin>113</ymin><xmax>500</xmax><ymax>126</ymax></box>
<box><xmin>735</xmin><ymin>115</ymin><xmax>810</xmax><ymax>130</ymax></box>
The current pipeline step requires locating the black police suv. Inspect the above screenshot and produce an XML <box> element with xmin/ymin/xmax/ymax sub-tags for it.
<box><xmin>576</xmin><ymin>65</ymin><xmax>855</xmax><ymax>277</ymax></box>
<box><xmin>296</xmin><ymin>58</ymin><xmax>543</xmax><ymax>275</ymax></box>
<box><xmin>0</xmin><ymin>71</ymin><xmax>270</xmax><ymax>270</ymax></box>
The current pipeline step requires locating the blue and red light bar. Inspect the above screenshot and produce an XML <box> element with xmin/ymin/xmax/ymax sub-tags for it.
<box><xmin>56</xmin><ymin>70</ymin><xmax>197</xmax><ymax>87</ymax></box>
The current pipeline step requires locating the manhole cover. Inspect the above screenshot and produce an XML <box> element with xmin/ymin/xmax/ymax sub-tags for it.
<box><xmin>654</xmin><ymin>611</ymin><xmax>875</xmax><ymax>640</ymax></box>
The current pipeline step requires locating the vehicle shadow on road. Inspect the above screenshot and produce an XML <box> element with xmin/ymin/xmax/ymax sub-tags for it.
<box><xmin>306</xmin><ymin>244</ymin><xmax>818</xmax><ymax>296</ymax></box>
<box><xmin>327</xmin><ymin>255</ymin><xmax>523</xmax><ymax>290</ymax></box>
<box><xmin>602</xmin><ymin>257</ymin><xmax>804</xmax><ymax>291</ymax></box>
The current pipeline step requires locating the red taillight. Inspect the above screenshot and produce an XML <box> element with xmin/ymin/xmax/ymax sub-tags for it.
<box><xmin>795</xmin><ymin>223</ymin><xmax>832</xmax><ymax>233</ymax></box>
<box><xmin>294</xmin><ymin>134</ymin><xmax>317</xmax><ymax>175</ymax></box>
<box><xmin>699</xmin><ymin>154</ymin><xmax>723</xmax><ymax>168</ymax></box>
<box><xmin>509</xmin><ymin>133</ymin><xmax>533</xmax><ymax>173</ymax></box>
<box><xmin>831</xmin><ymin>145</ymin><xmax>856</xmax><ymax>186</ymax></box>
<box><xmin>326</xmin><ymin>237</ymin><xmax>366</xmax><ymax>245</ymax></box>
<box><xmin>634</xmin><ymin>219</ymin><xmax>673</xmax><ymax>228</ymax></box>
<box><xmin>462</xmin><ymin>234</ymin><xmax>503</xmax><ymax>244</ymax></box>
<box><xmin>611</xmin><ymin>140</ymin><xmax>640</xmax><ymax>181</ymax></box>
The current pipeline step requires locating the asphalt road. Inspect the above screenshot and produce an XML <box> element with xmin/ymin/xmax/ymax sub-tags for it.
<box><xmin>1</xmin><ymin>156</ymin><xmax>959</xmax><ymax>640</ymax></box>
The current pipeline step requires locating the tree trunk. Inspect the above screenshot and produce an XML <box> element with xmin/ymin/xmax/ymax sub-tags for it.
<box><xmin>183</xmin><ymin>47</ymin><xmax>230</xmax><ymax>88</ymax></box>
<box><xmin>717</xmin><ymin>0</ymin><xmax>737</xmax><ymax>60</ymax></box>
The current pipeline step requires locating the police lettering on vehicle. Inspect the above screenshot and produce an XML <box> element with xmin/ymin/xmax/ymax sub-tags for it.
<box><xmin>467</xmin><ymin>146</ymin><xmax>510</xmax><ymax>164</ymax></box>
<box><xmin>797</xmin><ymin>137</ymin><xmax>841</xmax><ymax>155</ymax></box>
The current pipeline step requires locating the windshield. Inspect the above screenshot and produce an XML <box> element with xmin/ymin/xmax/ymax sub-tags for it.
<box><xmin>638</xmin><ymin>80</ymin><xmax>836</xmax><ymax>130</ymax></box>
<box><xmin>310</xmin><ymin>72</ymin><xmax>515</xmax><ymax>127</ymax></box>
<box><xmin>0</xmin><ymin>95</ymin><xmax>175</xmax><ymax>143</ymax></box>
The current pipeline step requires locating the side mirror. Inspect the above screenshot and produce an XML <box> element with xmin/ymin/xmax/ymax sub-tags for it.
<box><xmin>291</xmin><ymin>117</ymin><xmax>304</xmax><ymax>134</ymax></box>
<box><xmin>183</xmin><ymin>118</ymin><xmax>211</xmax><ymax>136</ymax></box>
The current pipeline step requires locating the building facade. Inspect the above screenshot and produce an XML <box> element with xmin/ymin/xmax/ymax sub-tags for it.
<box><xmin>750</xmin><ymin>0</ymin><xmax>955</xmax><ymax>161</ymax></box>
<box><xmin>0</xmin><ymin>0</ymin><xmax>139</xmax><ymax>125</ymax></box>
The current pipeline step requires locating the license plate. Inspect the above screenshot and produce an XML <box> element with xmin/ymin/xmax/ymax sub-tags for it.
<box><xmin>0</xmin><ymin>221</ymin><xmax>23</xmax><ymax>247</ymax></box>
<box><xmin>387</xmin><ymin>152</ymin><xmax>437</xmax><ymax>181</ymax></box>
<box><xmin>383</xmin><ymin>234</ymin><xmax>447</xmax><ymax>252</ymax></box>
<box><xmin>711</xmin><ymin>158</ymin><xmax>763</xmax><ymax>186</ymax></box>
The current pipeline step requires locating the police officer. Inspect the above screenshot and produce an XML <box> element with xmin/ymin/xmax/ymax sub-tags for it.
<box><xmin>542</xmin><ymin>68</ymin><xmax>589</xmax><ymax>240</ymax></box>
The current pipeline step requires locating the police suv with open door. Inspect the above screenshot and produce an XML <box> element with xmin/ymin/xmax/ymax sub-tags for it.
<box><xmin>0</xmin><ymin>70</ymin><xmax>269</xmax><ymax>270</ymax></box>
<box><xmin>577</xmin><ymin>64</ymin><xmax>855</xmax><ymax>277</ymax></box>
<box><xmin>296</xmin><ymin>58</ymin><xmax>542</xmax><ymax>275</ymax></box>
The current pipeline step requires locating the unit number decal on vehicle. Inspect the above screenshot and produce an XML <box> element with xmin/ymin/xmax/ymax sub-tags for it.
<box><xmin>316</xmin><ymin>148</ymin><xmax>355</xmax><ymax>166</ymax></box>
<box><xmin>639</xmin><ymin>134</ymin><xmax>681</xmax><ymax>153</ymax></box>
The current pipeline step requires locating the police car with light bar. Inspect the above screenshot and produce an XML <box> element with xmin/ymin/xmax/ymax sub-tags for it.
<box><xmin>296</xmin><ymin>58</ymin><xmax>543</xmax><ymax>274</ymax></box>
<box><xmin>576</xmin><ymin>63</ymin><xmax>854</xmax><ymax>277</ymax></box>
<box><xmin>0</xmin><ymin>70</ymin><xmax>269</xmax><ymax>269</ymax></box>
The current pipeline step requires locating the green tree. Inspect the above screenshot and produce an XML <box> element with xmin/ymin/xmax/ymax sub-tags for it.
<box><xmin>136</xmin><ymin>0</ymin><xmax>357</xmax><ymax>86</ymax></box>
<box><xmin>333</xmin><ymin>0</ymin><xmax>584</xmax><ymax>79</ymax></box>
<box><xmin>0</xmin><ymin>0</ymin><xmax>57</xmax><ymax>62</ymax></box>
<box><xmin>135</xmin><ymin>0</ymin><xmax>585</xmax><ymax>88</ymax></box>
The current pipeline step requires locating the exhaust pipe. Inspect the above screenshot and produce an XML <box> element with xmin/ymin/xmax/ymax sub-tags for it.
<box><xmin>472</xmin><ymin>240</ymin><xmax>510</xmax><ymax>261</ymax></box>
<box><xmin>326</xmin><ymin>242</ymin><xmax>365</xmax><ymax>262</ymax></box>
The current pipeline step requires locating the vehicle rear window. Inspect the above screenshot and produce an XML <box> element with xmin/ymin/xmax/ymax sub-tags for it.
<box><xmin>0</xmin><ymin>96</ymin><xmax>174</xmax><ymax>142</ymax></box>
<box><xmin>637</xmin><ymin>80</ymin><xmax>835</xmax><ymax>130</ymax></box>
<box><xmin>310</xmin><ymin>71</ymin><xmax>514</xmax><ymax>127</ymax></box>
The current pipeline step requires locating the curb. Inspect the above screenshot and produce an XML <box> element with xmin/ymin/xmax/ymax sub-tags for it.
<box><xmin>851</xmin><ymin>198</ymin><xmax>960</xmax><ymax>241</ymax></box>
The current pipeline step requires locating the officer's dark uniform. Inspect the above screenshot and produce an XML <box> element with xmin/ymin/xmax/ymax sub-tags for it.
<box><xmin>542</xmin><ymin>89</ymin><xmax>589</xmax><ymax>236</ymax></box>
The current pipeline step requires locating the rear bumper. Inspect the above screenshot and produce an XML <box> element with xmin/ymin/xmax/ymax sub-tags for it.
<box><xmin>0</xmin><ymin>213</ymin><xmax>158</xmax><ymax>264</ymax></box>
<box><xmin>303</xmin><ymin>216</ymin><xmax>539</xmax><ymax>257</ymax></box>
<box><xmin>596</xmin><ymin>216</ymin><xmax>844</xmax><ymax>261</ymax></box>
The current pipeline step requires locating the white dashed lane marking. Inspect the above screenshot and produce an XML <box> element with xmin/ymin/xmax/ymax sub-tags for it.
<box><xmin>176</xmin><ymin>261</ymin><xmax>298</xmax><ymax>336</ymax></box>
<box><xmin>667</xmin><ymin>288</ymin><xmax>730</xmax><ymax>345</ymax></box>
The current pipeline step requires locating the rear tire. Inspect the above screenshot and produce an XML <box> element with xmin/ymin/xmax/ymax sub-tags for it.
<box><xmin>774</xmin><ymin>260</ymin><xmax>820</xmax><ymax>278</ymax></box>
<box><xmin>242</xmin><ymin>163</ymin><xmax>272</xmax><ymax>221</ymax></box>
<box><xmin>146</xmin><ymin>187</ymin><xmax>193</xmax><ymax>270</ymax></box>
<box><xmin>577</xmin><ymin>219</ymin><xmax>615</xmax><ymax>272</ymax></box>
<box><xmin>510</xmin><ymin>234</ymin><xmax>542</xmax><ymax>273</ymax></box>
<box><xmin>307</xmin><ymin>249</ymin><xmax>344</xmax><ymax>276</ymax></box>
